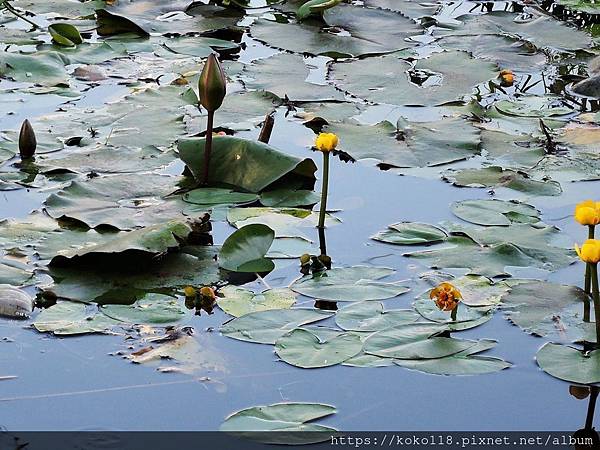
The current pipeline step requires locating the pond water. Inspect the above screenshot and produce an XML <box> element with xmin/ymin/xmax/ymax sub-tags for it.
<box><xmin>1</xmin><ymin>0</ymin><xmax>599</xmax><ymax>435</ymax></box>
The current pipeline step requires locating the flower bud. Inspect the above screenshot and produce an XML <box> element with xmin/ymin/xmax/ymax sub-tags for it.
<box><xmin>499</xmin><ymin>69</ymin><xmax>514</xmax><ymax>87</ymax></box>
<box><xmin>575</xmin><ymin>239</ymin><xmax>600</xmax><ymax>264</ymax></box>
<box><xmin>200</xmin><ymin>286</ymin><xmax>216</xmax><ymax>300</ymax></box>
<box><xmin>300</xmin><ymin>253</ymin><xmax>311</xmax><ymax>265</ymax></box>
<box><xmin>574</xmin><ymin>200</ymin><xmax>600</xmax><ymax>226</ymax></box>
<box><xmin>183</xmin><ymin>286</ymin><xmax>197</xmax><ymax>298</ymax></box>
<box><xmin>198</xmin><ymin>53</ymin><xmax>226</xmax><ymax>112</ymax></box>
<box><xmin>19</xmin><ymin>119</ymin><xmax>37</xmax><ymax>159</ymax></box>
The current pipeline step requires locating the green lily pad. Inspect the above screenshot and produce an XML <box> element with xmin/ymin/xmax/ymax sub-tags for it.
<box><xmin>0</xmin><ymin>51</ymin><xmax>69</xmax><ymax>87</ymax></box>
<box><xmin>291</xmin><ymin>266</ymin><xmax>410</xmax><ymax>302</ymax></box>
<box><xmin>501</xmin><ymin>281</ymin><xmax>588</xmax><ymax>337</ymax></box>
<box><xmin>243</xmin><ymin>53</ymin><xmax>344</xmax><ymax>102</ymax></box>
<box><xmin>219</xmin><ymin>224</ymin><xmax>275</xmax><ymax>273</ymax></box>
<box><xmin>450</xmin><ymin>199</ymin><xmax>540</xmax><ymax>226</ymax></box>
<box><xmin>220</xmin><ymin>308</ymin><xmax>333</xmax><ymax>344</ymax></box>
<box><xmin>178</xmin><ymin>136</ymin><xmax>317</xmax><ymax>194</ymax></box>
<box><xmin>443</xmin><ymin>166</ymin><xmax>562</xmax><ymax>196</ymax></box>
<box><xmin>372</xmin><ymin>222</ymin><xmax>448</xmax><ymax>245</ymax></box>
<box><xmin>395</xmin><ymin>339</ymin><xmax>511</xmax><ymax>375</ymax></box>
<box><xmin>0</xmin><ymin>261</ymin><xmax>33</xmax><ymax>286</ymax></box>
<box><xmin>335</xmin><ymin>302</ymin><xmax>420</xmax><ymax>332</ymax></box>
<box><xmin>33</xmin><ymin>302</ymin><xmax>120</xmax><ymax>336</ymax></box>
<box><xmin>275</xmin><ymin>328</ymin><xmax>362</xmax><ymax>368</ymax></box>
<box><xmin>220</xmin><ymin>402</ymin><xmax>336</xmax><ymax>437</ymax></box>
<box><xmin>364</xmin><ymin>323</ymin><xmax>476</xmax><ymax>359</ymax></box>
<box><xmin>48</xmin><ymin>23</ymin><xmax>83</xmax><ymax>47</ymax></box>
<box><xmin>421</xmin><ymin>274</ymin><xmax>509</xmax><ymax>307</ymax></box>
<box><xmin>218</xmin><ymin>286</ymin><xmax>296</xmax><ymax>317</ymax></box>
<box><xmin>495</xmin><ymin>96</ymin><xmax>573</xmax><ymax>119</ymax></box>
<box><xmin>260</xmin><ymin>189</ymin><xmax>319</xmax><ymax>208</ymax></box>
<box><xmin>330</xmin><ymin>50</ymin><xmax>497</xmax><ymax>106</ymax></box>
<box><xmin>100</xmin><ymin>293</ymin><xmax>186</xmax><ymax>325</ymax></box>
<box><xmin>183</xmin><ymin>188</ymin><xmax>258</xmax><ymax>206</ymax></box>
<box><xmin>537</xmin><ymin>343</ymin><xmax>600</xmax><ymax>384</ymax></box>
<box><xmin>413</xmin><ymin>297</ymin><xmax>494</xmax><ymax>330</ymax></box>
<box><xmin>44</xmin><ymin>173</ymin><xmax>187</xmax><ymax>230</ymax></box>
<box><xmin>45</xmin><ymin>220</ymin><xmax>192</xmax><ymax>263</ymax></box>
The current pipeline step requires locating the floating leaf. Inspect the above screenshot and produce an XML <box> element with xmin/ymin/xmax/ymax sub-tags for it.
<box><xmin>260</xmin><ymin>189</ymin><xmax>319</xmax><ymax>208</ymax></box>
<box><xmin>335</xmin><ymin>302</ymin><xmax>420</xmax><ymax>332</ymax></box>
<box><xmin>413</xmin><ymin>297</ymin><xmax>494</xmax><ymax>331</ymax></box>
<box><xmin>48</xmin><ymin>23</ymin><xmax>83</xmax><ymax>47</ymax></box>
<box><xmin>291</xmin><ymin>266</ymin><xmax>410</xmax><ymax>302</ymax></box>
<box><xmin>219</xmin><ymin>224</ymin><xmax>275</xmax><ymax>273</ymax></box>
<box><xmin>179</xmin><ymin>136</ymin><xmax>317</xmax><ymax>193</ymax></box>
<box><xmin>443</xmin><ymin>166</ymin><xmax>562</xmax><ymax>196</ymax></box>
<box><xmin>275</xmin><ymin>328</ymin><xmax>362</xmax><ymax>368</ymax></box>
<box><xmin>372</xmin><ymin>222</ymin><xmax>448</xmax><ymax>246</ymax></box>
<box><xmin>395</xmin><ymin>340</ymin><xmax>511</xmax><ymax>375</ymax></box>
<box><xmin>364</xmin><ymin>323</ymin><xmax>476</xmax><ymax>359</ymax></box>
<box><xmin>0</xmin><ymin>285</ymin><xmax>34</xmax><ymax>318</ymax></box>
<box><xmin>221</xmin><ymin>309</ymin><xmax>332</xmax><ymax>344</ymax></box>
<box><xmin>183</xmin><ymin>188</ymin><xmax>258</xmax><ymax>206</ymax></box>
<box><xmin>33</xmin><ymin>302</ymin><xmax>120</xmax><ymax>335</ymax></box>
<box><xmin>101</xmin><ymin>294</ymin><xmax>186</xmax><ymax>325</ymax></box>
<box><xmin>220</xmin><ymin>402</ymin><xmax>337</xmax><ymax>437</ymax></box>
<box><xmin>451</xmin><ymin>199</ymin><xmax>540</xmax><ymax>226</ymax></box>
<box><xmin>218</xmin><ymin>286</ymin><xmax>296</xmax><ymax>317</ymax></box>
<box><xmin>331</xmin><ymin>51</ymin><xmax>497</xmax><ymax>106</ymax></box>
<box><xmin>537</xmin><ymin>343</ymin><xmax>600</xmax><ymax>384</ymax></box>
<box><xmin>500</xmin><ymin>281</ymin><xmax>588</xmax><ymax>337</ymax></box>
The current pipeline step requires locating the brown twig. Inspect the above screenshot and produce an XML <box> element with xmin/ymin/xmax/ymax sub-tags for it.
<box><xmin>258</xmin><ymin>111</ymin><xmax>275</xmax><ymax>144</ymax></box>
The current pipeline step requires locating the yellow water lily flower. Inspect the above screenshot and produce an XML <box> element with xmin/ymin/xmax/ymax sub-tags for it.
<box><xmin>575</xmin><ymin>239</ymin><xmax>600</xmax><ymax>264</ymax></box>
<box><xmin>200</xmin><ymin>286</ymin><xmax>216</xmax><ymax>300</ymax></box>
<box><xmin>315</xmin><ymin>133</ymin><xmax>339</xmax><ymax>152</ymax></box>
<box><xmin>183</xmin><ymin>286</ymin><xmax>196</xmax><ymax>298</ymax></box>
<box><xmin>499</xmin><ymin>69</ymin><xmax>514</xmax><ymax>87</ymax></box>
<box><xmin>430</xmin><ymin>282</ymin><xmax>462</xmax><ymax>312</ymax></box>
<box><xmin>574</xmin><ymin>200</ymin><xmax>600</xmax><ymax>226</ymax></box>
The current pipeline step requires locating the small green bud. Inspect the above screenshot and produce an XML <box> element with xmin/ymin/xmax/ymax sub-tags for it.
<box><xmin>198</xmin><ymin>53</ymin><xmax>226</xmax><ymax>112</ymax></box>
<box><xmin>19</xmin><ymin>119</ymin><xmax>36</xmax><ymax>159</ymax></box>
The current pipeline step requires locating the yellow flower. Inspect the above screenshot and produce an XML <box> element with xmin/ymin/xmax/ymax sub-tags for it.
<box><xmin>499</xmin><ymin>69</ymin><xmax>514</xmax><ymax>87</ymax></box>
<box><xmin>200</xmin><ymin>286</ymin><xmax>216</xmax><ymax>300</ymax></box>
<box><xmin>430</xmin><ymin>282</ymin><xmax>462</xmax><ymax>312</ymax></box>
<box><xmin>315</xmin><ymin>133</ymin><xmax>338</xmax><ymax>152</ymax></box>
<box><xmin>574</xmin><ymin>200</ymin><xmax>600</xmax><ymax>226</ymax></box>
<box><xmin>575</xmin><ymin>239</ymin><xmax>600</xmax><ymax>264</ymax></box>
<box><xmin>183</xmin><ymin>286</ymin><xmax>196</xmax><ymax>298</ymax></box>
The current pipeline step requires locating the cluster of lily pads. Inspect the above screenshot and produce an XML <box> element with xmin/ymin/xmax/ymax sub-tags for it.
<box><xmin>1</xmin><ymin>0</ymin><xmax>600</xmax><ymax>433</ymax></box>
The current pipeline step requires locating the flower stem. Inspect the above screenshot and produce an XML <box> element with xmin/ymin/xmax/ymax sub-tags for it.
<box><xmin>591</xmin><ymin>263</ymin><xmax>600</xmax><ymax>346</ymax></box>
<box><xmin>585</xmin><ymin>225</ymin><xmax>596</xmax><ymax>295</ymax></box>
<box><xmin>317</xmin><ymin>151</ymin><xmax>330</xmax><ymax>229</ymax></box>
<box><xmin>202</xmin><ymin>110</ymin><xmax>214</xmax><ymax>186</ymax></box>
<box><xmin>2</xmin><ymin>1</ymin><xmax>40</xmax><ymax>29</ymax></box>
<box><xmin>451</xmin><ymin>304</ymin><xmax>458</xmax><ymax>322</ymax></box>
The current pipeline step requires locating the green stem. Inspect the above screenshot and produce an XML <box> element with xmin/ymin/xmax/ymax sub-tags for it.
<box><xmin>2</xmin><ymin>1</ymin><xmax>40</xmax><ymax>29</ymax></box>
<box><xmin>451</xmin><ymin>304</ymin><xmax>458</xmax><ymax>322</ymax></box>
<box><xmin>585</xmin><ymin>225</ymin><xmax>596</xmax><ymax>296</ymax></box>
<box><xmin>586</xmin><ymin>386</ymin><xmax>599</xmax><ymax>430</ymax></box>
<box><xmin>317</xmin><ymin>151</ymin><xmax>330</xmax><ymax>229</ymax></box>
<box><xmin>592</xmin><ymin>264</ymin><xmax>600</xmax><ymax>346</ymax></box>
<box><xmin>202</xmin><ymin>110</ymin><xmax>214</xmax><ymax>185</ymax></box>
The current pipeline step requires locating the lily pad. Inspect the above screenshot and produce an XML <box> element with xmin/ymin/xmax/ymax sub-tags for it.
<box><xmin>501</xmin><ymin>281</ymin><xmax>588</xmax><ymax>337</ymax></box>
<box><xmin>183</xmin><ymin>188</ymin><xmax>258</xmax><ymax>206</ymax></box>
<box><xmin>331</xmin><ymin>51</ymin><xmax>497</xmax><ymax>106</ymax></box>
<box><xmin>178</xmin><ymin>136</ymin><xmax>317</xmax><ymax>193</ymax></box>
<box><xmin>291</xmin><ymin>266</ymin><xmax>410</xmax><ymax>302</ymax></box>
<box><xmin>218</xmin><ymin>286</ymin><xmax>296</xmax><ymax>317</ymax></box>
<box><xmin>219</xmin><ymin>224</ymin><xmax>275</xmax><ymax>273</ymax></box>
<box><xmin>243</xmin><ymin>53</ymin><xmax>344</xmax><ymax>102</ymax></box>
<box><xmin>33</xmin><ymin>302</ymin><xmax>120</xmax><ymax>336</ymax></box>
<box><xmin>395</xmin><ymin>340</ymin><xmax>511</xmax><ymax>375</ymax></box>
<box><xmin>450</xmin><ymin>199</ymin><xmax>540</xmax><ymax>226</ymax></box>
<box><xmin>443</xmin><ymin>166</ymin><xmax>562</xmax><ymax>196</ymax></box>
<box><xmin>413</xmin><ymin>297</ymin><xmax>494</xmax><ymax>331</ymax></box>
<box><xmin>537</xmin><ymin>343</ymin><xmax>600</xmax><ymax>384</ymax></box>
<box><xmin>100</xmin><ymin>294</ymin><xmax>186</xmax><ymax>325</ymax></box>
<box><xmin>335</xmin><ymin>302</ymin><xmax>420</xmax><ymax>332</ymax></box>
<box><xmin>275</xmin><ymin>328</ymin><xmax>362</xmax><ymax>368</ymax></box>
<box><xmin>220</xmin><ymin>308</ymin><xmax>333</xmax><ymax>344</ymax></box>
<box><xmin>372</xmin><ymin>222</ymin><xmax>448</xmax><ymax>245</ymax></box>
<box><xmin>220</xmin><ymin>402</ymin><xmax>336</xmax><ymax>436</ymax></box>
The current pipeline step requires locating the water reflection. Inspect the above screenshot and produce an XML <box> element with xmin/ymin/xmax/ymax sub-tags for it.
<box><xmin>570</xmin><ymin>385</ymin><xmax>600</xmax><ymax>449</ymax></box>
